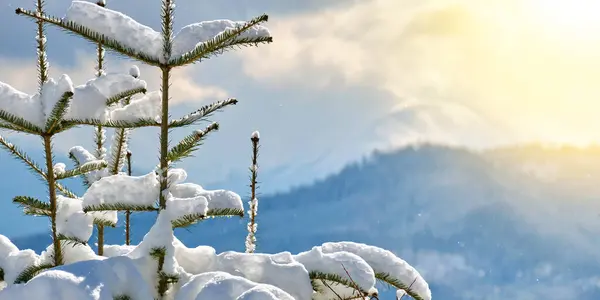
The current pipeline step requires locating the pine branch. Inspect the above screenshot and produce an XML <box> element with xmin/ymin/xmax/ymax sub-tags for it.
<box><xmin>60</xmin><ymin>117</ymin><xmax>160</xmax><ymax>129</ymax></box>
<box><xmin>94</xmin><ymin>217</ymin><xmax>117</xmax><ymax>228</ymax></box>
<box><xmin>166</xmin><ymin>122</ymin><xmax>218</xmax><ymax>164</ymax></box>
<box><xmin>57</xmin><ymin>233</ymin><xmax>88</xmax><ymax>247</ymax></box>
<box><xmin>0</xmin><ymin>135</ymin><xmax>46</xmax><ymax>182</ymax></box>
<box><xmin>375</xmin><ymin>272</ymin><xmax>424</xmax><ymax>300</ymax></box>
<box><xmin>15</xmin><ymin>8</ymin><xmax>163</xmax><ymax>66</ymax></box>
<box><xmin>309</xmin><ymin>271</ymin><xmax>370</xmax><ymax>296</ymax></box>
<box><xmin>0</xmin><ymin>109</ymin><xmax>44</xmax><ymax>135</ymax></box>
<box><xmin>13</xmin><ymin>196</ymin><xmax>51</xmax><ymax>217</ymax></box>
<box><xmin>55</xmin><ymin>160</ymin><xmax>107</xmax><ymax>180</ymax></box>
<box><xmin>169</xmin><ymin>98</ymin><xmax>237</xmax><ymax>127</ymax></box>
<box><xmin>83</xmin><ymin>203</ymin><xmax>158</xmax><ymax>213</ymax></box>
<box><xmin>114</xmin><ymin>296</ymin><xmax>131</xmax><ymax>300</ymax></box>
<box><xmin>105</xmin><ymin>87</ymin><xmax>146</xmax><ymax>106</ymax></box>
<box><xmin>108</xmin><ymin>128</ymin><xmax>129</xmax><ymax>175</ymax></box>
<box><xmin>68</xmin><ymin>152</ymin><xmax>91</xmax><ymax>188</ymax></box>
<box><xmin>171</xmin><ymin>208</ymin><xmax>244</xmax><ymax>229</ymax></box>
<box><xmin>0</xmin><ymin>267</ymin><xmax>4</xmax><ymax>282</ymax></box>
<box><xmin>45</xmin><ymin>91</ymin><xmax>74</xmax><ymax>133</ymax></box>
<box><xmin>13</xmin><ymin>263</ymin><xmax>54</xmax><ymax>284</ymax></box>
<box><xmin>171</xmin><ymin>213</ymin><xmax>206</xmax><ymax>229</ymax></box>
<box><xmin>0</xmin><ymin>120</ymin><xmax>32</xmax><ymax>134</ymax></box>
<box><xmin>0</xmin><ymin>135</ymin><xmax>76</xmax><ymax>197</ymax></box>
<box><xmin>169</xmin><ymin>14</ymin><xmax>272</xmax><ymax>67</ymax></box>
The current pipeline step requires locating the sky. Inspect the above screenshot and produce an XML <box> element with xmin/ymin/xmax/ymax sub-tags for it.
<box><xmin>0</xmin><ymin>0</ymin><xmax>600</xmax><ymax>235</ymax></box>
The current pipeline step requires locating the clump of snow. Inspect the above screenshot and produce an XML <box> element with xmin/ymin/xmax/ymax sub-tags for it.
<box><xmin>166</xmin><ymin>194</ymin><xmax>209</xmax><ymax>222</ymax></box>
<box><xmin>65</xmin><ymin>73</ymin><xmax>147</xmax><ymax>122</ymax></box>
<box><xmin>65</xmin><ymin>1</ymin><xmax>164</xmax><ymax>61</ymax></box>
<box><xmin>171</xmin><ymin>20</ymin><xmax>271</xmax><ymax>58</ymax></box>
<box><xmin>56</xmin><ymin>196</ymin><xmax>93</xmax><ymax>242</ymax></box>
<box><xmin>64</xmin><ymin>1</ymin><xmax>271</xmax><ymax>63</ymax></box>
<box><xmin>103</xmin><ymin>245</ymin><xmax>135</xmax><ymax>257</ymax></box>
<box><xmin>39</xmin><ymin>75</ymin><xmax>75</xmax><ymax>124</ymax></box>
<box><xmin>169</xmin><ymin>183</ymin><xmax>243</xmax><ymax>211</ymax></box>
<box><xmin>0</xmin><ymin>256</ymin><xmax>154</xmax><ymax>300</ymax></box>
<box><xmin>321</xmin><ymin>241</ymin><xmax>431</xmax><ymax>300</ymax></box>
<box><xmin>294</xmin><ymin>246</ymin><xmax>377</xmax><ymax>298</ymax></box>
<box><xmin>40</xmin><ymin>244</ymin><xmax>100</xmax><ymax>266</ymax></box>
<box><xmin>0</xmin><ymin>75</ymin><xmax>73</xmax><ymax>128</ymax></box>
<box><xmin>82</xmin><ymin>171</ymin><xmax>159</xmax><ymax>209</ymax></box>
<box><xmin>129</xmin><ymin>65</ymin><xmax>140</xmax><ymax>78</ymax></box>
<box><xmin>0</xmin><ymin>73</ymin><xmax>146</xmax><ymax>129</ymax></box>
<box><xmin>109</xmin><ymin>91</ymin><xmax>161</xmax><ymax>122</ymax></box>
<box><xmin>251</xmin><ymin>131</ymin><xmax>260</xmax><ymax>140</ymax></box>
<box><xmin>53</xmin><ymin>163</ymin><xmax>66</xmax><ymax>176</ymax></box>
<box><xmin>69</xmin><ymin>146</ymin><xmax>108</xmax><ymax>184</ymax></box>
<box><xmin>175</xmin><ymin>271</ymin><xmax>294</xmax><ymax>300</ymax></box>
<box><xmin>0</xmin><ymin>235</ymin><xmax>40</xmax><ymax>285</ymax></box>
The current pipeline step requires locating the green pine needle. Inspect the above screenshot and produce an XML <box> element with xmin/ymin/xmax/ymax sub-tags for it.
<box><xmin>169</xmin><ymin>14</ymin><xmax>272</xmax><ymax>67</ymax></box>
<box><xmin>0</xmin><ymin>109</ymin><xmax>43</xmax><ymax>135</ymax></box>
<box><xmin>57</xmin><ymin>234</ymin><xmax>88</xmax><ymax>247</ymax></box>
<box><xmin>83</xmin><ymin>203</ymin><xmax>158</xmax><ymax>213</ymax></box>
<box><xmin>13</xmin><ymin>263</ymin><xmax>54</xmax><ymax>284</ymax></box>
<box><xmin>375</xmin><ymin>272</ymin><xmax>425</xmax><ymax>300</ymax></box>
<box><xmin>169</xmin><ymin>98</ymin><xmax>238</xmax><ymax>128</ymax></box>
<box><xmin>55</xmin><ymin>160</ymin><xmax>108</xmax><ymax>180</ymax></box>
<box><xmin>45</xmin><ymin>91</ymin><xmax>74</xmax><ymax>133</ymax></box>
<box><xmin>15</xmin><ymin>8</ymin><xmax>163</xmax><ymax>66</ymax></box>
<box><xmin>105</xmin><ymin>87</ymin><xmax>146</xmax><ymax>106</ymax></box>
<box><xmin>166</xmin><ymin>122</ymin><xmax>218</xmax><ymax>164</ymax></box>
<box><xmin>13</xmin><ymin>196</ymin><xmax>51</xmax><ymax>217</ymax></box>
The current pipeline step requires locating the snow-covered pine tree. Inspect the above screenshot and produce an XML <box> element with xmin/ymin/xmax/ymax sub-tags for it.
<box><xmin>0</xmin><ymin>1</ymin><xmax>433</xmax><ymax>299</ymax></box>
<box><xmin>0</xmin><ymin>0</ymin><xmax>145</xmax><ymax>276</ymax></box>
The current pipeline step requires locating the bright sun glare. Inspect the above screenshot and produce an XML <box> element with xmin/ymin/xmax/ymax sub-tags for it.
<box><xmin>529</xmin><ymin>0</ymin><xmax>600</xmax><ymax>36</ymax></box>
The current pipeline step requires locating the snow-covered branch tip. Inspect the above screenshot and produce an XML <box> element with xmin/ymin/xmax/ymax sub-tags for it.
<box><xmin>246</xmin><ymin>130</ymin><xmax>260</xmax><ymax>253</ymax></box>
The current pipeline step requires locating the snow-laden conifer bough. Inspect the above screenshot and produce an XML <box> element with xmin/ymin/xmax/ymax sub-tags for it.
<box><xmin>0</xmin><ymin>1</ymin><xmax>432</xmax><ymax>299</ymax></box>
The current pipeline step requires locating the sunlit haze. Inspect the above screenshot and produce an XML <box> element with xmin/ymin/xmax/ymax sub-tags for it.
<box><xmin>243</xmin><ymin>0</ymin><xmax>600</xmax><ymax>148</ymax></box>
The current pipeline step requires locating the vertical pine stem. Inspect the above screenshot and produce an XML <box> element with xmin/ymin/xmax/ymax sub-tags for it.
<box><xmin>94</xmin><ymin>0</ymin><xmax>106</xmax><ymax>256</ymax></box>
<box><xmin>246</xmin><ymin>132</ymin><xmax>260</xmax><ymax>253</ymax></box>
<box><xmin>156</xmin><ymin>1</ymin><xmax>174</xmax><ymax>297</ymax></box>
<box><xmin>36</xmin><ymin>0</ymin><xmax>62</xmax><ymax>266</ymax></box>
<box><xmin>125</xmin><ymin>150</ymin><xmax>132</xmax><ymax>245</ymax></box>
<box><xmin>43</xmin><ymin>135</ymin><xmax>63</xmax><ymax>266</ymax></box>
<box><xmin>35</xmin><ymin>0</ymin><xmax>48</xmax><ymax>90</ymax></box>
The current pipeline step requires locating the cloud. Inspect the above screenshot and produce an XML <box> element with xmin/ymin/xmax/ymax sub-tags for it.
<box><xmin>240</xmin><ymin>0</ymin><xmax>600</xmax><ymax>146</ymax></box>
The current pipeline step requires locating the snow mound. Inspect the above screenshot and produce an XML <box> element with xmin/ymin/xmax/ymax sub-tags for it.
<box><xmin>0</xmin><ymin>256</ymin><xmax>153</xmax><ymax>300</ymax></box>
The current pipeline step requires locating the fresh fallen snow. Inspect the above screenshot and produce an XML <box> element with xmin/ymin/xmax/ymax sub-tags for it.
<box><xmin>251</xmin><ymin>131</ymin><xmax>260</xmax><ymax>139</ymax></box>
<box><xmin>168</xmin><ymin>169</ymin><xmax>243</xmax><ymax>212</ymax></box>
<box><xmin>56</xmin><ymin>196</ymin><xmax>94</xmax><ymax>242</ymax></box>
<box><xmin>0</xmin><ymin>256</ymin><xmax>154</xmax><ymax>300</ymax></box>
<box><xmin>176</xmin><ymin>272</ymin><xmax>294</xmax><ymax>300</ymax></box>
<box><xmin>0</xmin><ymin>235</ymin><xmax>40</xmax><ymax>285</ymax></box>
<box><xmin>65</xmin><ymin>1</ymin><xmax>164</xmax><ymax>61</ymax></box>
<box><xmin>171</xmin><ymin>20</ymin><xmax>271</xmax><ymax>58</ymax></box>
<box><xmin>82</xmin><ymin>171</ymin><xmax>159</xmax><ymax>209</ymax></box>
<box><xmin>294</xmin><ymin>246</ymin><xmax>377</xmax><ymax>298</ymax></box>
<box><xmin>66</xmin><ymin>73</ymin><xmax>147</xmax><ymax>122</ymax></box>
<box><xmin>0</xmin><ymin>73</ymin><xmax>146</xmax><ymax>129</ymax></box>
<box><xmin>109</xmin><ymin>91</ymin><xmax>161</xmax><ymax>122</ymax></box>
<box><xmin>69</xmin><ymin>146</ymin><xmax>109</xmax><ymax>184</ymax></box>
<box><xmin>64</xmin><ymin>1</ymin><xmax>271</xmax><ymax>63</ymax></box>
<box><xmin>321</xmin><ymin>241</ymin><xmax>432</xmax><ymax>300</ymax></box>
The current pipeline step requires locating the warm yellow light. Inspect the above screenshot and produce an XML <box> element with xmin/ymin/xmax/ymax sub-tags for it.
<box><xmin>528</xmin><ymin>0</ymin><xmax>600</xmax><ymax>36</ymax></box>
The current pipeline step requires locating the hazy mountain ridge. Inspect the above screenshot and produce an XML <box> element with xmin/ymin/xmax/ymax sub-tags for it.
<box><xmin>12</xmin><ymin>144</ymin><xmax>600</xmax><ymax>299</ymax></box>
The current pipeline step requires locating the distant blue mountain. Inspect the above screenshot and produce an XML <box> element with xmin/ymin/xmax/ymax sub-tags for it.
<box><xmin>12</xmin><ymin>144</ymin><xmax>600</xmax><ymax>299</ymax></box>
